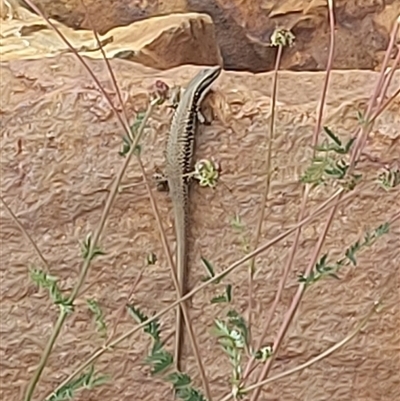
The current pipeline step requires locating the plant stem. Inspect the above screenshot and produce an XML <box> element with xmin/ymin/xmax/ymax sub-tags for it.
<box><xmin>44</xmin><ymin>187</ymin><xmax>358</xmax><ymax>400</ymax></box>
<box><xmin>248</xmin><ymin>10</ymin><xmax>399</xmax><ymax>396</ymax></box>
<box><xmin>24</xmin><ymin>102</ymin><xmax>156</xmax><ymax>401</ymax></box>
<box><xmin>250</xmin><ymin>200</ymin><xmax>340</xmax><ymax>401</ymax></box>
<box><xmin>136</xmin><ymin>157</ymin><xmax>213</xmax><ymax>401</ymax></box>
<box><xmin>247</xmin><ymin>44</ymin><xmax>282</xmax><ymax>344</ymax></box>
<box><xmin>0</xmin><ymin>196</ymin><xmax>50</xmax><ymax>271</ymax></box>
<box><xmin>24</xmin><ymin>311</ymin><xmax>68</xmax><ymax>401</ymax></box>
<box><xmin>219</xmin><ymin>279</ymin><xmax>394</xmax><ymax>401</ymax></box>
<box><xmin>242</xmin><ymin>0</ymin><xmax>336</xmax><ymax>382</ymax></box>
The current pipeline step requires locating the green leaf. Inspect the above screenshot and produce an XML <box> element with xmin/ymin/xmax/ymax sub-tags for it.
<box><xmin>201</xmin><ymin>256</ymin><xmax>215</xmax><ymax>278</ymax></box>
<box><xmin>146</xmin><ymin>348</ymin><xmax>173</xmax><ymax>375</ymax></box>
<box><xmin>127</xmin><ymin>303</ymin><xmax>148</xmax><ymax>323</ymax></box>
<box><xmin>80</xmin><ymin>233</ymin><xmax>105</xmax><ymax>261</ymax></box>
<box><xmin>323</xmin><ymin>126</ymin><xmax>342</xmax><ymax>146</ymax></box>
<box><xmin>211</xmin><ymin>294</ymin><xmax>229</xmax><ymax>304</ymax></box>
<box><xmin>225</xmin><ymin>284</ymin><xmax>232</xmax><ymax>302</ymax></box>
<box><xmin>231</xmin><ymin>214</ymin><xmax>245</xmax><ymax>231</ymax></box>
<box><xmin>131</xmin><ymin>112</ymin><xmax>146</xmax><ymax>135</ymax></box>
<box><xmin>119</xmin><ymin>135</ymin><xmax>131</xmax><ymax>157</ymax></box>
<box><xmin>375</xmin><ymin>222</ymin><xmax>390</xmax><ymax>237</ymax></box>
<box><xmin>46</xmin><ymin>366</ymin><xmax>107</xmax><ymax>401</ymax></box>
<box><xmin>345</xmin><ymin>243</ymin><xmax>358</xmax><ymax>266</ymax></box>
<box><xmin>30</xmin><ymin>268</ymin><xmax>69</xmax><ymax>306</ymax></box>
<box><xmin>211</xmin><ymin>285</ymin><xmax>232</xmax><ymax>304</ymax></box>
<box><xmin>166</xmin><ymin>372</ymin><xmax>192</xmax><ymax>388</ymax></box>
<box><xmin>254</xmin><ymin>345</ymin><xmax>273</xmax><ymax>362</ymax></box>
<box><xmin>344</xmin><ymin>137</ymin><xmax>356</xmax><ymax>153</ymax></box>
<box><xmin>126</xmin><ymin>304</ymin><xmax>161</xmax><ymax>341</ymax></box>
<box><xmin>87</xmin><ymin>299</ymin><xmax>107</xmax><ymax>337</ymax></box>
<box><xmin>328</xmin><ymin>272</ymin><xmax>340</xmax><ymax>280</ymax></box>
<box><xmin>227</xmin><ymin>310</ymin><xmax>249</xmax><ymax>347</ymax></box>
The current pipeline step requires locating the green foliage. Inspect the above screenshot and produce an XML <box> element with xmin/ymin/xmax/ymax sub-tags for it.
<box><xmin>270</xmin><ymin>28</ymin><xmax>295</xmax><ymax>47</ymax></box>
<box><xmin>226</xmin><ymin>310</ymin><xmax>249</xmax><ymax>348</ymax></box>
<box><xmin>200</xmin><ymin>257</ymin><xmax>229</xmax><ymax>284</ymax></box>
<box><xmin>212</xmin><ymin>309</ymin><xmax>251</xmax><ymax>396</ymax></box>
<box><xmin>30</xmin><ymin>268</ymin><xmax>73</xmax><ymax>313</ymax></box>
<box><xmin>301</xmin><ymin>127</ymin><xmax>361</xmax><ymax>189</ymax></box>
<box><xmin>299</xmin><ymin>222</ymin><xmax>390</xmax><ymax>285</ymax></box>
<box><xmin>130</xmin><ymin>111</ymin><xmax>146</xmax><ymax>136</ymax></box>
<box><xmin>145</xmin><ymin>345</ymin><xmax>174</xmax><ymax>375</ymax></box>
<box><xmin>254</xmin><ymin>345</ymin><xmax>273</xmax><ymax>362</ymax></box>
<box><xmin>231</xmin><ymin>214</ymin><xmax>245</xmax><ymax>232</ymax></box>
<box><xmin>231</xmin><ymin>215</ymin><xmax>250</xmax><ymax>254</ymax></box>
<box><xmin>46</xmin><ymin>365</ymin><xmax>109</xmax><ymax>401</ymax></box>
<box><xmin>200</xmin><ymin>257</ymin><xmax>232</xmax><ymax>303</ymax></box>
<box><xmin>87</xmin><ymin>299</ymin><xmax>107</xmax><ymax>338</ymax></box>
<box><xmin>127</xmin><ymin>304</ymin><xmax>206</xmax><ymax>401</ymax></box>
<box><xmin>80</xmin><ymin>233</ymin><xmax>105</xmax><ymax>262</ymax></box>
<box><xmin>193</xmin><ymin>159</ymin><xmax>220</xmax><ymax>188</ymax></box>
<box><xmin>146</xmin><ymin>252</ymin><xmax>158</xmax><ymax>265</ymax></box>
<box><xmin>119</xmin><ymin>112</ymin><xmax>146</xmax><ymax>157</ymax></box>
<box><xmin>316</xmin><ymin>127</ymin><xmax>356</xmax><ymax>154</ymax></box>
<box><xmin>167</xmin><ymin>373</ymin><xmax>207</xmax><ymax>401</ymax></box>
<box><xmin>119</xmin><ymin>135</ymin><xmax>133</xmax><ymax>157</ymax></box>
<box><xmin>378</xmin><ymin>168</ymin><xmax>400</xmax><ymax>190</ymax></box>
<box><xmin>298</xmin><ymin>254</ymin><xmax>339</xmax><ymax>285</ymax></box>
<box><xmin>127</xmin><ymin>304</ymin><xmax>161</xmax><ymax>342</ymax></box>
<box><xmin>200</xmin><ymin>256</ymin><xmax>216</xmax><ymax>281</ymax></box>
<box><xmin>211</xmin><ymin>285</ymin><xmax>232</xmax><ymax>304</ymax></box>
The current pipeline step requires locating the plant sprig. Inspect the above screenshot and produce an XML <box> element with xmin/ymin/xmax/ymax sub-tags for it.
<box><xmin>378</xmin><ymin>168</ymin><xmax>400</xmax><ymax>190</ymax></box>
<box><xmin>127</xmin><ymin>304</ymin><xmax>206</xmax><ymax>401</ymax></box>
<box><xmin>200</xmin><ymin>257</ymin><xmax>232</xmax><ymax>303</ymax></box>
<box><xmin>87</xmin><ymin>299</ymin><xmax>107</xmax><ymax>338</ymax></box>
<box><xmin>301</xmin><ymin>126</ymin><xmax>361</xmax><ymax>190</ymax></box>
<box><xmin>212</xmin><ymin>309</ymin><xmax>253</xmax><ymax>398</ymax></box>
<box><xmin>299</xmin><ymin>222</ymin><xmax>390</xmax><ymax>285</ymax></box>
<box><xmin>47</xmin><ymin>365</ymin><xmax>108</xmax><ymax>401</ymax></box>
<box><xmin>80</xmin><ymin>233</ymin><xmax>106</xmax><ymax>261</ymax></box>
<box><xmin>30</xmin><ymin>268</ymin><xmax>73</xmax><ymax>313</ymax></box>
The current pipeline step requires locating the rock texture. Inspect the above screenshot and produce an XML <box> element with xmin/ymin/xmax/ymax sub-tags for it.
<box><xmin>1</xmin><ymin>7</ymin><xmax>222</xmax><ymax>69</ymax></box>
<box><xmin>18</xmin><ymin>0</ymin><xmax>400</xmax><ymax>71</ymax></box>
<box><xmin>1</xmin><ymin>57</ymin><xmax>399</xmax><ymax>401</ymax></box>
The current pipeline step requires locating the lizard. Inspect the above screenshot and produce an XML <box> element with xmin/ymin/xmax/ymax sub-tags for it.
<box><xmin>165</xmin><ymin>65</ymin><xmax>222</xmax><ymax>373</ymax></box>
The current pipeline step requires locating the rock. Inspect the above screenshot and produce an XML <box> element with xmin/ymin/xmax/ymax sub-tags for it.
<box><xmin>20</xmin><ymin>0</ymin><xmax>400</xmax><ymax>72</ymax></box>
<box><xmin>92</xmin><ymin>12</ymin><xmax>222</xmax><ymax>70</ymax></box>
<box><xmin>1</xmin><ymin>55</ymin><xmax>399</xmax><ymax>401</ymax></box>
<box><xmin>1</xmin><ymin>7</ymin><xmax>222</xmax><ymax>69</ymax></box>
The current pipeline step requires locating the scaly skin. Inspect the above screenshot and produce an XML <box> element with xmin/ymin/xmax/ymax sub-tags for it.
<box><xmin>165</xmin><ymin>66</ymin><xmax>221</xmax><ymax>373</ymax></box>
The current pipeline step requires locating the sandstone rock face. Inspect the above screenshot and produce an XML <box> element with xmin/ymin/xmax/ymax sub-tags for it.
<box><xmin>1</xmin><ymin>7</ymin><xmax>222</xmax><ymax>69</ymax></box>
<box><xmin>1</xmin><ymin>56</ymin><xmax>399</xmax><ymax>401</ymax></box>
<box><xmin>19</xmin><ymin>0</ymin><xmax>400</xmax><ymax>71</ymax></box>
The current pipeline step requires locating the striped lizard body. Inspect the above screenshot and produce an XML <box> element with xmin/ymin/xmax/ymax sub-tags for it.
<box><xmin>166</xmin><ymin>66</ymin><xmax>222</xmax><ymax>372</ymax></box>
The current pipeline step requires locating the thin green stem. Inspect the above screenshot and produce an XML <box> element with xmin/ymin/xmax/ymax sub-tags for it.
<box><xmin>43</xmin><ymin>187</ymin><xmax>359</xmax><ymax>400</ymax></box>
<box><xmin>24</xmin><ymin>102</ymin><xmax>156</xmax><ymax>401</ymax></box>
<box><xmin>24</xmin><ymin>312</ymin><xmax>68</xmax><ymax>401</ymax></box>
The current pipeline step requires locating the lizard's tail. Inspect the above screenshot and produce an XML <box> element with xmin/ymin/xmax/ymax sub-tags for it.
<box><xmin>174</xmin><ymin>209</ymin><xmax>188</xmax><ymax>373</ymax></box>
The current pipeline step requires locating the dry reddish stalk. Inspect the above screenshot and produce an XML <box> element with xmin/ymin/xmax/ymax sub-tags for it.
<box><xmin>247</xmin><ymin>44</ymin><xmax>283</xmax><ymax>347</ymax></box>
<box><xmin>22</xmin><ymin>1</ymin><xmax>212</xmax><ymax>400</ymax></box>
<box><xmin>243</xmin><ymin>0</ymin><xmax>337</xmax><ymax>387</ymax></box>
<box><xmin>12</xmin><ymin>2</ymin><xmax>399</xmax><ymax>401</ymax></box>
<box><xmin>248</xmin><ymin>9</ymin><xmax>400</xmax><ymax>401</ymax></box>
